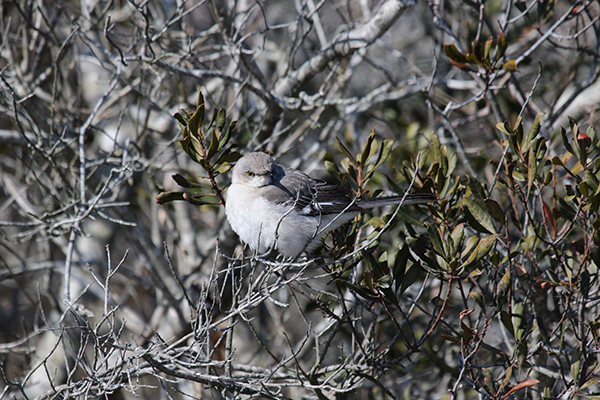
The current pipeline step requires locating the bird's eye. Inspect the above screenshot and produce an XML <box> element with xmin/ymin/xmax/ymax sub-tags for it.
<box><xmin>246</xmin><ymin>171</ymin><xmax>255</xmax><ymax>177</ymax></box>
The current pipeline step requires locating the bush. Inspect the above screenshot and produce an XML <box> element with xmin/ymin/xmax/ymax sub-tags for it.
<box><xmin>1</xmin><ymin>1</ymin><xmax>599</xmax><ymax>399</ymax></box>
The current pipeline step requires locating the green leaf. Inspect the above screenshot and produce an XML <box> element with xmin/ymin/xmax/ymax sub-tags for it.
<box><xmin>400</xmin><ymin>262</ymin><xmax>423</xmax><ymax>295</ymax></box>
<box><xmin>185</xmin><ymin>192</ymin><xmax>220</xmax><ymax>205</ymax></box>
<box><xmin>514</xmin><ymin>116</ymin><xmax>524</xmax><ymax>144</ymax></box>
<box><xmin>503</xmin><ymin>59</ymin><xmax>518</xmax><ymax>72</ymax></box>
<box><xmin>585</xmin><ymin>170</ymin><xmax>599</xmax><ymax>194</ymax></box>
<box><xmin>188</xmin><ymin>105</ymin><xmax>204</xmax><ymax>143</ymax></box>
<box><xmin>324</xmin><ymin>160</ymin><xmax>342</xmax><ymax>180</ymax></box>
<box><xmin>345</xmin><ymin>163</ymin><xmax>357</xmax><ymax>181</ymax></box>
<box><xmin>443</xmin><ymin>43</ymin><xmax>467</xmax><ymax>63</ymax></box>
<box><xmin>427</xmin><ymin>223</ymin><xmax>446</xmax><ymax>259</ymax></box>
<box><xmin>366</xmin><ymin>216</ymin><xmax>385</xmax><ymax>229</ymax></box>
<box><xmin>527</xmin><ymin>147</ymin><xmax>537</xmax><ymax>197</ymax></box>
<box><xmin>343</xmin><ymin>280</ymin><xmax>379</xmax><ymax>301</ymax></box>
<box><xmin>156</xmin><ymin>191</ymin><xmax>186</xmax><ymax>204</ymax></box>
<box><xmin>450</xmin><ymin>223</ymin><xmax>465</xmax><ymax>254</ymax></box>
<box><xmin>495</xmin><ymin>32</ymin><xmax>507</xmax><ymax>62</ymax></box>
<box><xmin>522</xmin><ymin>112</ymin><xmax>544</xmax><ymax>152</ymax></box>
<box><xmin>196</xmin><ymin>87</ymin><xmax>204</xmax><ymax>108</ymax></box>
<box><xmin>360</xmin><ymin>130</ymin><xmax>377</xmax><ymax>167</ymax></box>
<box><xmin>500</xmin><ymin>310</ymin><xmax>514</xmax><ymax>336</ymax></box>
<box><xmin>170</xmin><ymin>174</ymin><xmax>212</xmax><ymax>189</ymax></box>
<box><xmin>460</xmin><ymin>236</ymin><xmax>479</xmax><ymax>261</ymax></box>
<box><xmin>174</xmin><ymin>110</ymin><xmax>189</xmax><ymax>129</ymax></box>
<box><xmin>571</xmin><ymin>350</ymin><xmax>581</xmax><ymax>386</ymax></box>
<box><xmin>483</xmin><ymin>368</ymin><xmax>496</xmax><ymax>394</ymax></box>
<box><xmin>336</xmin><ymin>137</ymin><xmax>357</xmax><ymax>165</ymax></box>
<box><xmin>462</xmin><ymin>234</ymin><xmax>498</xmax><ymax>268</ymax></box>
<box><xmin>216</xmin><ymin>108</ymin><xmax>227</xmax><ymax>132</ymax></box>
<box><xmin>470</xmin><ymin>291</ymin><xmax>486</xmax><ymax>312</ymax></box>
<box><xmin>468</xmin><ymin>177</ymin><xmax>488</xmax><ymax>200</ymax></box>
<box><xmin>484</xmin><ymin>199</ymin><xmax>505</xmax><ymax>224</ymax></box>
<box><xmin>372</xmin><ymin>138</ymin><xmax>394</xmax><ymax>174</ymax></box>
<box><xmin>463</xmin><ymin>197</ymin><xmax>497</xmax><ymax>234</ymax></box>
<box><xmin>396</xmin><ymin>208</ymin><xmax>428</xmax><ymax>227</ymax></box>
<box><xmin>499</xmin><ymin>366</ymin><xmax>513</xmax><ymax>392</ymax></box>
<box><xmin>484</xmin><ymin>36</ymin><xmax>493</xmax><ymax>64</ymax></box>
<box><xmin>577</xmin><ymin>131</ymin><xmax>592</xmax><ymax>166</ymax></box>
<box><xmin>496</xmin><ymin>269</ymin><xmax>511</xmax><ymax>310</ymax></box>
<box><xmin>496</xmin><ymin>121</ymin><xmax>513</xmax><ymax>136</ymax></box>
<box><xmin>216</xmin><ymin>150</ymin><xmax>242</xmax><ymax>165</ymax></box>
<box><xmin>362</xmin><ymin>250</ymin><xmax>386</xmax><ymax>280</ymax></box>
<box><xmin>466</xmin><ymin>51</ymin><xmax>481</xmax><ymax>66</ymax></box>
<box><xmin>560</xmin><ymin>126</ymin><xmax>575</xmax><ymax>155</ymax></box>
<box><xmin>472</xmin><ymin>39</ymin><xmax>483</xmax><ymax>63</ymax></box>
<box><xmin>392</xmin><ymin>245</ymin><xmax>409</xmax><ymax>284</ymax></box>
<box><xmin>512</xmin><ymin>301</ymin><xmax>526</xmax><ymax>341</ymax></box>
<box><xmin>207</xmin><ymin>129</ymin><xmax>220</xmax><ymax>160</ymax></box>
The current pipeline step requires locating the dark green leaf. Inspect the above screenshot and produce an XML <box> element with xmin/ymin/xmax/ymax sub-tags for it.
<box><xmin>472</xmin><ymin>39</ymin><xmax>483</xmax><ymax>63</ymax></box>
<box><xmin>484</xmin><ymin>199</ymin><xmax>505</xmax><ymax>224</ymax></box>
<box><xmin>396</xmin><ymin>208</ymin><xmax>428</xmax><ymax>227</ymax></box>
<box><xmin>360</xmin><ymin>130</ymin><xmax>377</xmax><ymax>167</ymax></box>
<box><xmin>336</xmin><ymin>137</ymin><xmax>357</xmax><ymax>164</ymax></box>
<box><xmin>216</xmin><ymin>150</ymin><xmax>242</xmax><ymax>165</ymax></box>
<box><xmin>188</xmin><ymin>105</ymin><xmax>204</xmax><ymax>142</ymax></box>
<box><xmin>443</xmin><ymin>43</ymin><xmax>467</xmax><ymax>63</ymax></box>
<box><xmin>196</xmin><ymin>88</ymin><xmax>204</xmax><ymax>108</ymax></box>
<box><xmin>219</xmin><ymin>120</ymin><xmax>236</xmax><ymax>148</ymax></box>
<box><xmin>392</xmin><ymin>245</ymin><xmax>409</xmax><ymax>285</ymax></box>
<box><xmin>174</xmin><ymin>110</ymin><xmax>189</xmax><ymax>129</ymax></box>
<box><xmin>500</xmin><ymin>310</ymin><xmax>515</xmax><ymax>336</ymax></box>
<box><xmin>560</xmin><ymin>127</ymin><xmax>575</xmax><ymax>155</ymax></box>
<box><xmin>495</xmin><ymin>32</ymin><xmax>507</xmax><ymax>62</ymax></box>
<box><xmin>463</xmin><ymin>197</ymin><xmax>496</xmax><ymax>234</ymax></box>
<box><xmin>428</xmin><ymin>223</ymin><xmax>446</xmax><ymax>259</ymax></box>
<box><xmin>400</xmin><ymin>263</ymin><xmax>423</xmax><ymax>296</ymax></box>
<box><xmin>156</xmin><ymin>191</ymin><xmax>186</xmax><ymax>204</ymax></box>
<box><xmin>207</xmin><ymin>129</ymin><xmax>220</xmax><ymax>160</ymax></box>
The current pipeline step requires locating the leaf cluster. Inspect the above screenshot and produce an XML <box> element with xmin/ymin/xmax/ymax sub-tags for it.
<box><xmin>157</xmin><ymin>89</ymin><xmax>240</xmax><ymax>206</ymax></box>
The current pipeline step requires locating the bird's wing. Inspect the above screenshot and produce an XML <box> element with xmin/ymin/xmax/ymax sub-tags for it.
<box><xmin>308</xmin><ymin>181</ymin><xmax>363</xmax><ymax>215</ymax></box>
<box><xmin>261</xmin><ymin>167</ymin><xmax>361</xmax><ymax>216</ymax></box>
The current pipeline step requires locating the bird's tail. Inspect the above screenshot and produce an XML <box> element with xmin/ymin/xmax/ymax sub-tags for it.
<box><xmin>357</xmin><ymin>192</ymin><xmax>437</xmax><ymax>209</ymax></box>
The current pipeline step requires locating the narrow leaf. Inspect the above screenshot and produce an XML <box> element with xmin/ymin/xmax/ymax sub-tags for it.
<box><xmin>360</xmin><ymin>130</ymin><xmax>377</xmax><ymax>167</ymax></box>
<box><xmin>484</xmin><ymin>36</ymin><xmax>493</xmax><ymax>64</ymax></box>
<box><xmin>522</xmin><ymin>112</ymin><xmax>544</xmax><ymax>152</ymax></box>
<box><xmin>527</xmin><ymin>147</ymin><xmax>536</xmax><ymax>197</ymax></box>
<box><xmin>156</xmin><ymin>191</ymin><xmax>186</xmax><ymax>204</ymax></box>
<box><xmin>542</xmin><ymin>201</ymin><xmax>556</xmax><ymax>238</ymax></box>
<box><xmin>336</xmin><ymin>137</ymin><xmax>357</xmax><ymax>164</ymax></box>
<box><xmin>502</xmin><ymin>379</ymin><xmax>540</xmax><ymax>399</ymax></box>
<box><xmin>495</xmin><ymin>32</ymin><xmax>507</xmax><ymax>62</ymax></box>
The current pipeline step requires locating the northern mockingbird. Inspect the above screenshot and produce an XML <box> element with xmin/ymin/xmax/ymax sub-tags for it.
<box><xmin>226</xmin><ymin>152</ymin><xmax>435</xmax><ymax>258</ymax></box>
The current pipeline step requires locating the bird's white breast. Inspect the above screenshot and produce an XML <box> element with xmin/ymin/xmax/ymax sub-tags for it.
<box><xmin>226</xmin><ymin>183</ymin><xmax>357</xmax><ymax>258</ymax></box>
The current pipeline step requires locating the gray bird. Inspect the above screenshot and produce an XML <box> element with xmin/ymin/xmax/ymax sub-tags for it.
<box><xmin>225</xmin><ymin>152</ymin><xmax>435</xmax><ymax>258</ymax></box>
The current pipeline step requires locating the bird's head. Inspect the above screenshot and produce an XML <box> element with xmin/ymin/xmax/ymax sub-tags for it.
<box><xmin>232</xmin><ymin>152</ymin><xmax>275</xmax><ymax>187</ymax></box>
